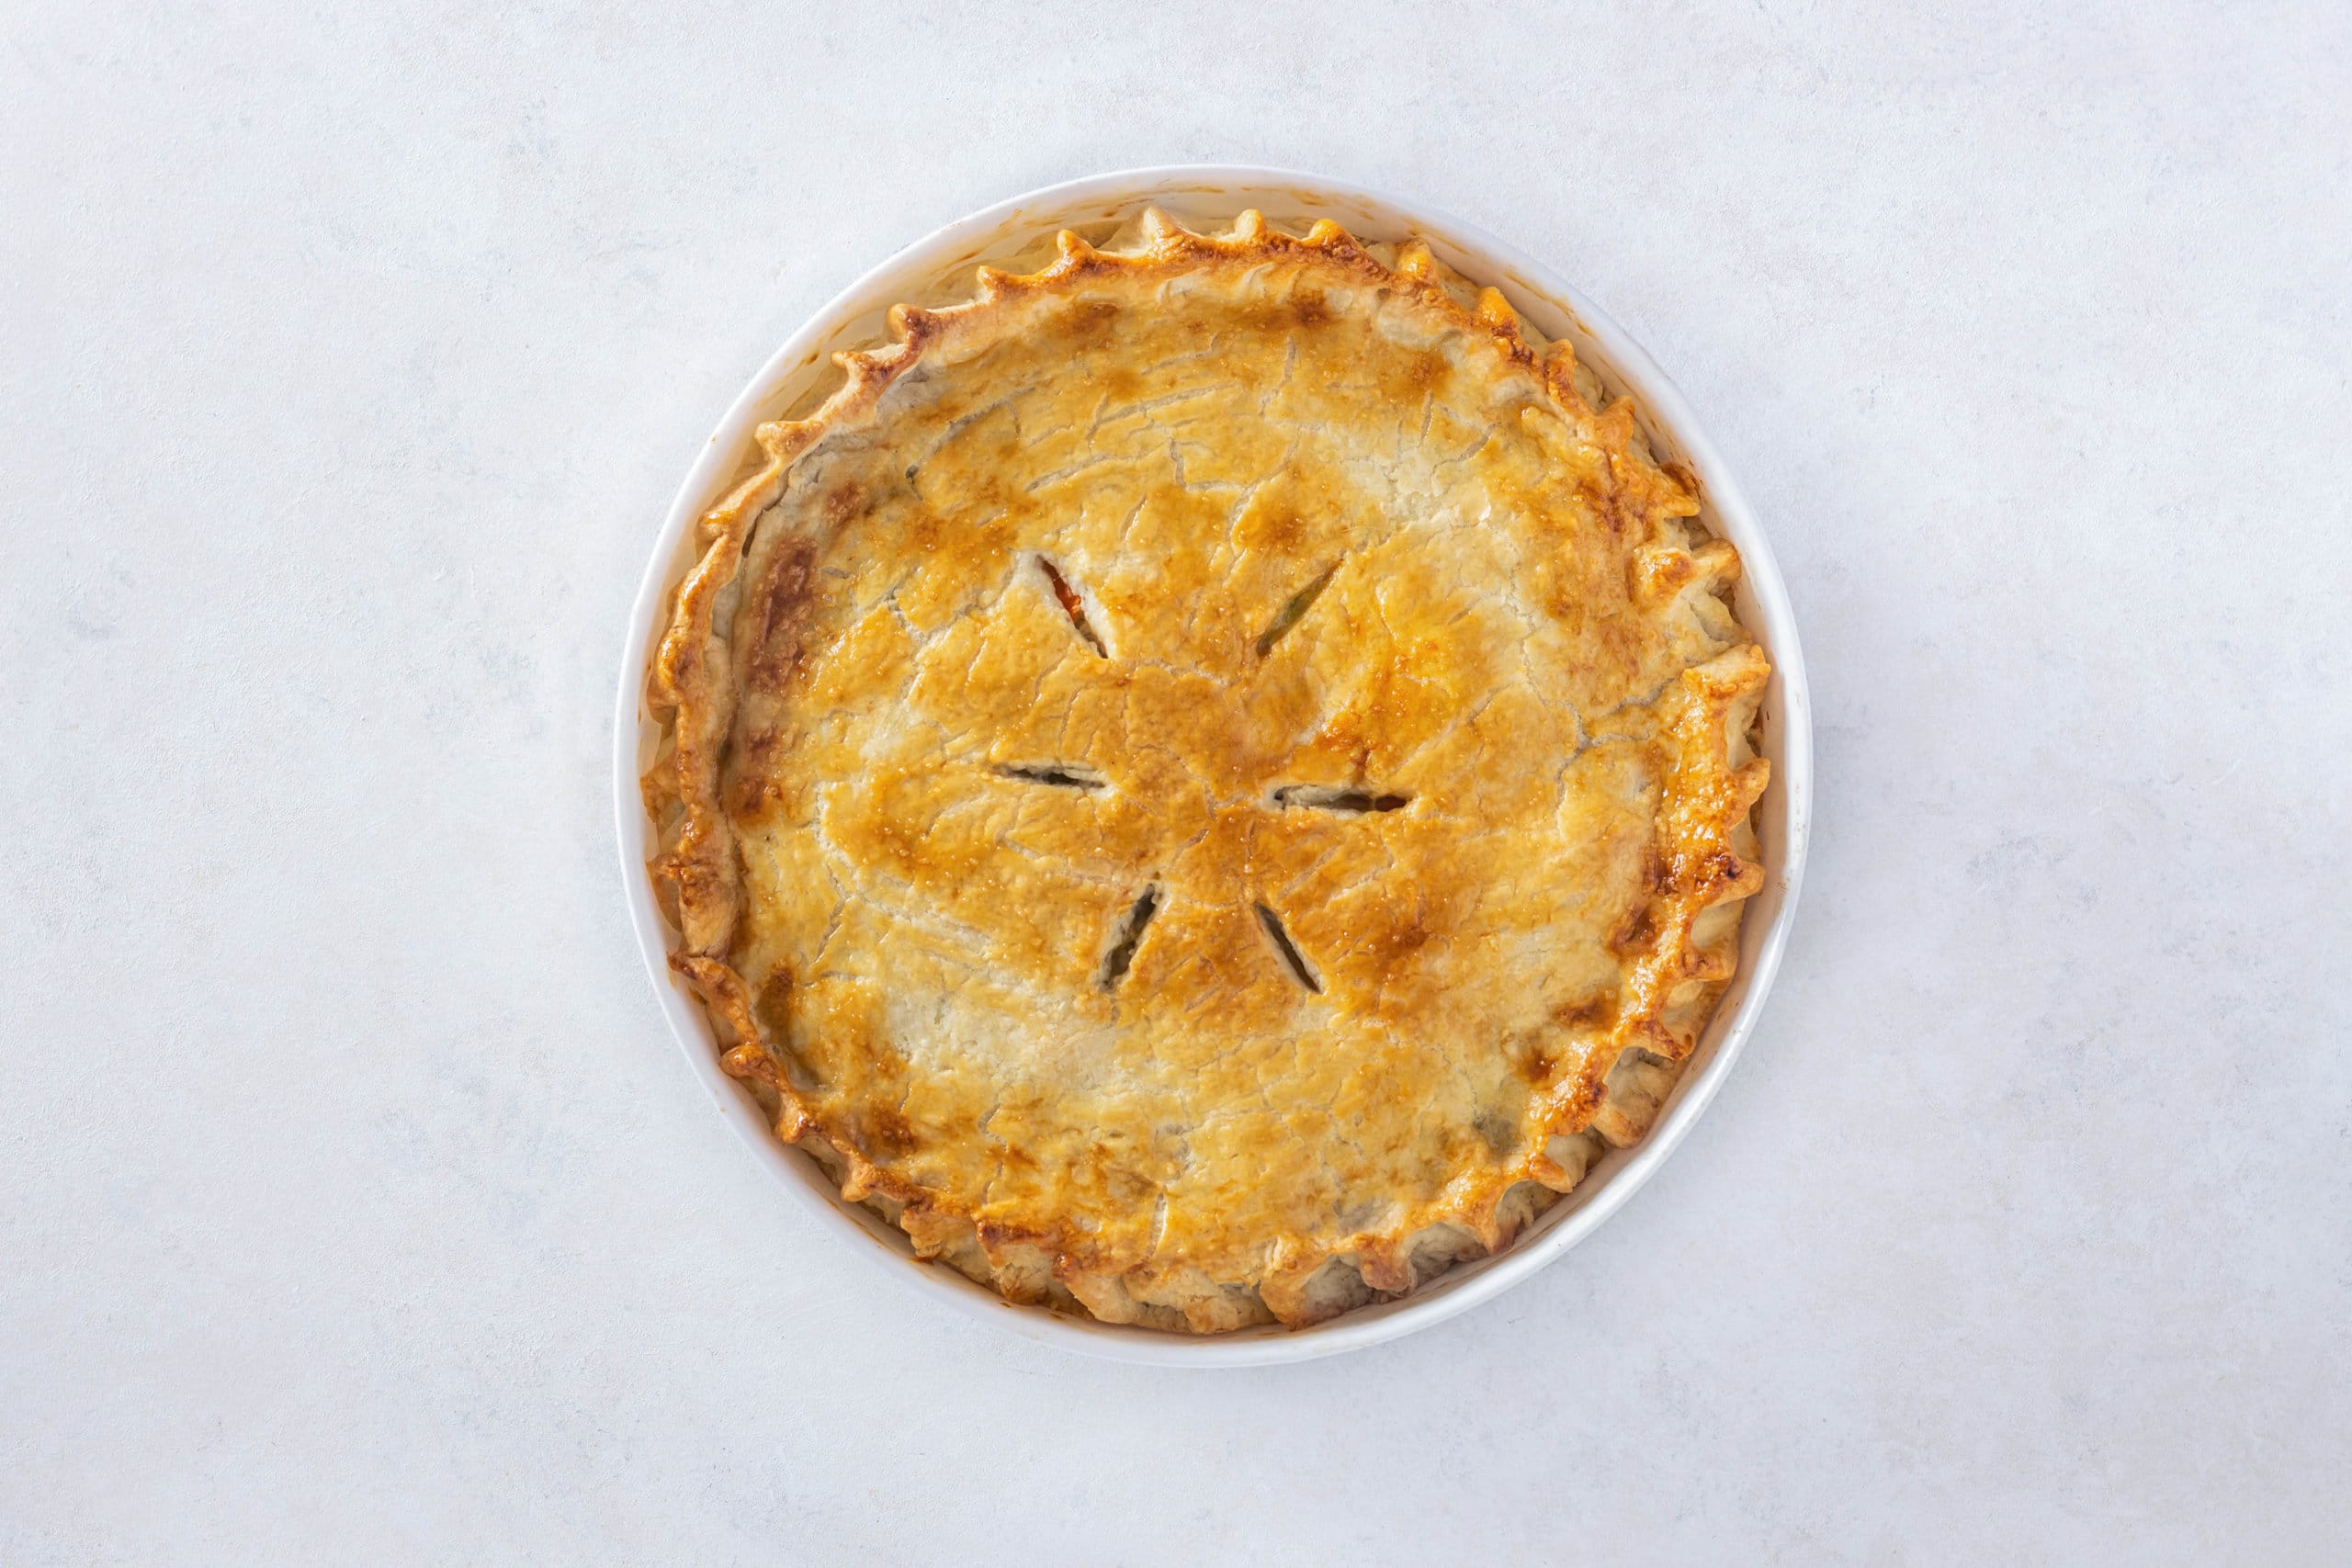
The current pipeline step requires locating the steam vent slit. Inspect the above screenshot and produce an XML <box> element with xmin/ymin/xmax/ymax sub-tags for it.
<box><xmin>1099</xmin><ymin>884</ymin><xmax>1161</xmax><ymax>990</ymax></box>
<box><xmin>1255</xmin><ymin>564</ymin><xmax>1337</xmax><ymax>657</ymax></box>
<box><xmin>1271</xmin><ymin>784</ymin><xmax>1409</xmax><ymax>814</ymax></box>
<box><xmin>1255</xmin><ymin>902</ymin><xmax>1323</xmax><ymax>994</ymax></box>
<box><xmin>1037</xmin><ymin>556</ymin><xmax>1108</xmax><ymax>655</ymax></box>
<box><xmin>997</xmin><ymin>764</ymin><xmax>1102</xmax><ymax>790</ymax></box>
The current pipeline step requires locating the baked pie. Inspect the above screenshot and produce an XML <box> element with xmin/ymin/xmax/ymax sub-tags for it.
<box><xmin>645</xmin><ymin>209</ymin><xmax>1770</xmax><ymax>1333</ymax></box>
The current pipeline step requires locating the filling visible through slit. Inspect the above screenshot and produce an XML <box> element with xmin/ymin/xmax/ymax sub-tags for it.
<box><xmin>1255</xmin><ymin>564</ymin><xmax>1337</xmax><ymax>657</ymax></box>
<box><xmin>1271</xmin><ymin>784</ymin><xmax>1409</xmax><ymax>813</ymax></box>
<box><xmin>1254</xmin><ymin>901</ymin><xmax>1322</xmax><ymax>994</ymax></box>
<box><xmin>997</xmin><ymin>763</ymin><xmax>1103</xmax><ymax>790</ymax></box>
<box><xmin>1036</xmin><ymin>556</ymin><xmax>1108</xmax><ymax>656</ymax></box>
<box><xmin>1099</xmin><ymin>884</ymin><xmax>1161</xmax><ymax>990</ymax></box>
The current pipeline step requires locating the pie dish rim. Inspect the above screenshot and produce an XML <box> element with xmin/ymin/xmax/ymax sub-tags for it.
<box><xmin>613</xmin><ymin>164</ymin><xmax>1814</xmax><ymax>1366</ymax></box>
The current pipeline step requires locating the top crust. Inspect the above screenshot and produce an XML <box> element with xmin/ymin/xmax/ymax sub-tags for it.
<box><xmin>643</xmin><ymin>209</ymin><xmax>1771</xmax><ymax>1333</ymax></box>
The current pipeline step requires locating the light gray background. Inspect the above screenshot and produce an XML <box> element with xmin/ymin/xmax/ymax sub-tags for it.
<box><xmin>6</xmin><ymin>2</ymin><xmax>2347</xmax><ymax>1562</ymax></box>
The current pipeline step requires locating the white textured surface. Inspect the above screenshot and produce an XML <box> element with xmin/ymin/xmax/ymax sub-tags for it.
<box><xmin>5</xmin><ymin>2</ymin><xmax>2346</xmax><ymax>1561</ymax></box>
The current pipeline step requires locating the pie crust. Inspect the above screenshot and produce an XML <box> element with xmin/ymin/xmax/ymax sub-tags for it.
<box><xmin>644</xmin><ymin>209</ymin><xmax>1771</xmax><ymax>1333</ymax></box>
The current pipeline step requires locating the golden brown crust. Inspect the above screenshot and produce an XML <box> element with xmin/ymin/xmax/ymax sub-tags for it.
<box><xmin>642</xmin><ymin>209</ymin><xmax>1771</xmax><ymax>1333</ymax></box>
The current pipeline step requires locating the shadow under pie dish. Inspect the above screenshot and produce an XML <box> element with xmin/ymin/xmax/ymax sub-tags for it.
<box><xmin>640</xmin><ymin>202</ymin><xmax>1775</xmax><ymax>1337</ymax></box>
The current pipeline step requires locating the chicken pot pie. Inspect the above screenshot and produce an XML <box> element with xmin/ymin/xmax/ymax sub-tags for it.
<box><xmin>645</xmin><ymin>209</ymin><xmax>1770</xmax><ymax>1334</ymax></box>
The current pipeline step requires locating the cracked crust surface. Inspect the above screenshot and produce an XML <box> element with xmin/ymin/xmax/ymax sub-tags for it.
<box><xmin>643</xmin><ymin>210</ymin><xmax>1771</xmax><ymax>1333</ymax></box>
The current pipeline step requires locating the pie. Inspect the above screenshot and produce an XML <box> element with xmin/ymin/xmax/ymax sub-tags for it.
<box><xmin>643</xmin><ymin>209</ymin><xmax>1771</xmax><ymax>1333</ymax></box>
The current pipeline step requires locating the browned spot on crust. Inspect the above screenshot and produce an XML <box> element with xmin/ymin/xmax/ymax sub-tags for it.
<box><xmin>1378</xmin><ymin>346</ymin><xmax>1449</xmax><ymax>403</ymax></box>
<box><xmin>1513</xmin><ymin>1038</ymin><xmax>1560</xmax><ymax>1086</ymax></box>
<box><xmin>1548</xmin><ymin>1069</ymin><xmax>1606</xmax><ymax>1128</ymax></box>
<box><xmin>1554</xmin><ymin>993</ymin><xmax>1615</xmax><ymax>1030</ymax></box>
<box><xmin>1251</xmin><ymin>507</ymin><xmax>1308</xmax><ymax>555</ymax></box>
<box><xmin>821</xmin><ymin>480</ymin><xmax>869</xmax><ymax>531</ymax></box>
<box><xmin>1363</xmin><ymin>909</ymin><xmax>1435</xmax><ymax>973</ymax></box>
<box><xmin>726</xmin><ymin>727</ymin><xmax>797</xmax><ymax>821</ymax></box>
<box><xmin>1242</xmin><ymin>293</ymin><xmax>1335</xmax><ymax>334</ymax></box>
<box><xmin>1060</xmin><ymin>297</ymin><xmax>1124</xmax><ymax>343</ymax></box>
<box><xmin>1609</xmin><ymin>899</ymin><xmax>1661</xmax><ymax>957</ymax></box>
<box><xmin>1577</xmin><ymin>478</ymin><xmax>1633</xmax><ymax>544</ymax></box>
<box><xmin>1642</xmin><ymin>549</ymin><xmax>1699</xmax><ymax>597</ymax></box>
<box><xmin>745</xmin><ymin>535</ymin><xmax>821</xmax><ymax>694</ymax></box>
<box><xmin>859</xmin><ymin>1104</ymin><xmax>919</xmax><ymax>1158</ymax></box>
<box><xmin>753</xmin><ymin>964</ymin><xmax>794</xmax><ymax>1042</ymax></box>
<box><xmin>1677</xmin><ymin>848</ymin><xmax>1760</xmax><ymax>899</ymax></box>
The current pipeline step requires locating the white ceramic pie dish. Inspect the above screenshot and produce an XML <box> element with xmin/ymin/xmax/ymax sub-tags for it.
<box><xmin>615</xmin><ymin>165</ymin><xmax>1812</xmax><ymax>1366</ymax></box>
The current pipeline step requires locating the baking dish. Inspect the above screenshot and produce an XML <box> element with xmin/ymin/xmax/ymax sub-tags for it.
<box><xmin>615</xmin><ymin>165</ymin><xmax>1813</xmax><ymax>1365</ymax></box>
